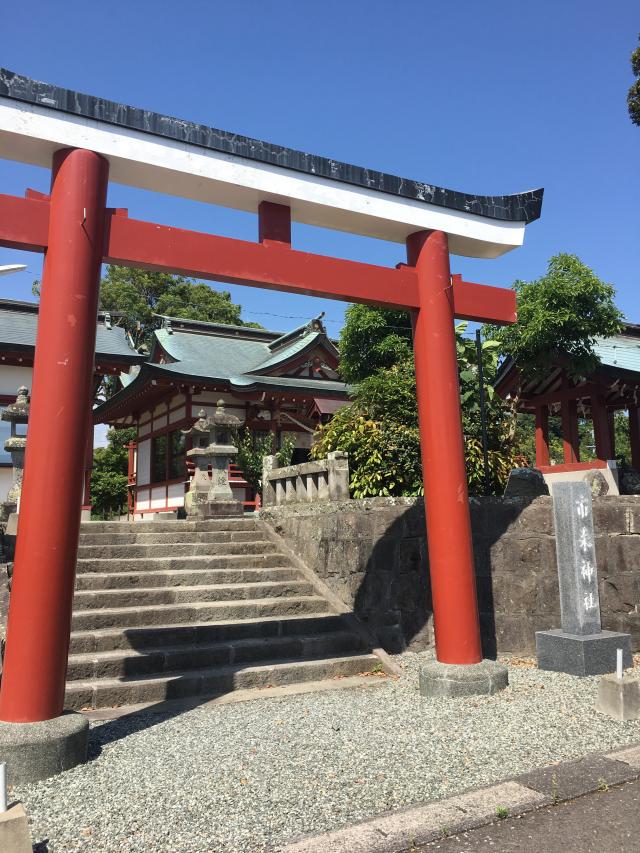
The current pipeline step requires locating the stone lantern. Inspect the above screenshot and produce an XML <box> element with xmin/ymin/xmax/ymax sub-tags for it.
<box><xmin>1</xmin><ymin>386</ymin><xmax>29</xmax><ymax>520</ymax></box>
<box><xmin>182</xmin><ymin>400</ymin><xmax>243</xmax><ymax>518</ymax></box>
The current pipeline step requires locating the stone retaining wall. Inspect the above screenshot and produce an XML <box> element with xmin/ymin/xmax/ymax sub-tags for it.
<box><xmin>261</xmin><ymin>496</ymin><xmax>640</xmax><ymax>656</ymax></box>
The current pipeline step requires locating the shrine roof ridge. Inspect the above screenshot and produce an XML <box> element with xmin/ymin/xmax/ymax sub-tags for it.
<box><xmin>0</xmin><ymin>68</ymin><xmax>542</xmax><ymax>226</ymax></box>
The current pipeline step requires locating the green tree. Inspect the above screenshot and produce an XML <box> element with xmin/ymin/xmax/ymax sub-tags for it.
<box><xmin>235</xmin><ymin>429</ymin><xmax>294</xmax><ymax>495</ymax></box>
<box><xmin>313</xmin><ymin>324</ymin><xmax>524</xmax><ymax>497</ymax></box>
<box><xmin>99</xmin><ymin>266</ymin><xmax>248</xmax><ymax>349</ymax></box>
<box><xmin>90</xmin><ymin>427</ymin><xmax>136</xmax><ymax>518</ymax></box>
<box><xmin>629</xmin><ymin>35</ymin><xmax>640</xmax><ymax>126</ymax></box>
<box><xmin>487</xmin><ymin>254</ymin><xmax>623</xmax><ymax>382</ymax></box>
<box><xmin>338</xmin><ymin>304</ymin><xmax>412</xmax><ymax>383</ymax></box>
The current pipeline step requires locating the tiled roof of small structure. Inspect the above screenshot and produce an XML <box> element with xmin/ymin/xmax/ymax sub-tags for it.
<box><xmin>0</xmin><ymin>298</ymin><xmax>143</xmax><ymax>363</ymax></box>
<box><xmin>495</xmin><ymin>323</ymin><xmax>640</xmax><ymax>401</ymax></box>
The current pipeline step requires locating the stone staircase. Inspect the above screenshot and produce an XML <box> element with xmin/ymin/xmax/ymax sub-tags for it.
<box><xmin>65</xmin><ymin>517</ymin><xmax>381</xmax><ymax>709</ymax></box>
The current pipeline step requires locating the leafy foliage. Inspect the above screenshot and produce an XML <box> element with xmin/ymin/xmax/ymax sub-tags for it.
<box><xmin>314</xmin><ymin>322</ymin><xmax>524</xmax><ymax>498</ymax></box>
<box><xmin>629</xmin><ymin>35</ymin><xmax>640</xmax><ymax>126</ymax></box>
<box><xmin>338</xmin><ymin>304</ymin><xmax>412</xmax><ymax>383</ymax></box>
<box><xmin>235</xmin><ymin>429</ymin><xmax>295</xmax><ymax>494</ymax></box>
<box><xmin>99</xmin><ymin>266</ymin><xmax>250</xmax><ymax>349</ymax></box>
<box><xmin>311</xmin><ymin>395</ymin><xmax>422</xmax><ymax>499</ymax></box>
<box><xmin>90</xmin><ymin>427</ymin><xmax>136</xmax><ymax>518</ymax></box>
<box><xmin>487</xmin><ymin>254</ymin><xmax>623</xmax><ymax>382</ymax></box>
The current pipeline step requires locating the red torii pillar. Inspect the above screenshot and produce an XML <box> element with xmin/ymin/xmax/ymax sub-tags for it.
<box><xmin>407</xmin><ymin>231</ymin><xmax>482</xmax><ymax>665</ymax></box>
<box><xmin>0</xmin><ymin>149</ymin><xmax>108</xmax><ymax>722</ymax></box>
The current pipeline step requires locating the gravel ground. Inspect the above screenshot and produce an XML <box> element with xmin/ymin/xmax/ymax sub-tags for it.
<box><xmin>13</xmin><ymin>653</ymin><xmax>640</xmax><ymax>853</ymax></box>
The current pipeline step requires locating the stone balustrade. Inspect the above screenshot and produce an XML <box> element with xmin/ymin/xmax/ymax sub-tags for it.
<box><xmin>262</xmin><ymin>451</ymin><xmax>349</xmax><ymax>506</ymax></box>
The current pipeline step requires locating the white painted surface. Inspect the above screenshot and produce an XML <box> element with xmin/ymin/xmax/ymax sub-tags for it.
<box><xmin>150</xmin><ymin>486</ymin><xmax>166</xmax><ymax>508</ymax></box>
<box><xmin>138</xmin><ymin>420</ymin><xmax>151</xmax><ymax>437</ymax></box>
<box><xmin>0</xmin><ymin>99</ymin><xmax>528</xmax><ymax>259</ymax></box>
<box><xmin>136</xmin><ymin>438</ymin><xmax>151</xmax><ymax>485</ymax></box>
<box><xmin>545</xmin><ymin>463</ymin><xmax>620</xmax><ymax>496</ymax></box>
<box><xmin>167</xmin><ymin>482</ymin><xmax>185</xmax><ymax>507</ymax></box>
<box><xmin>0</xmin><ymin>365</ymin><xmax>32</xmax><ymax>397</ymax></box>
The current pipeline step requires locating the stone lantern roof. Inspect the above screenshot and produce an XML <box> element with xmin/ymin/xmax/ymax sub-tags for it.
<box><xmin>1</xmin><ymin>386</ymin><xmax>29</xmax><ymax>424</ymax></box>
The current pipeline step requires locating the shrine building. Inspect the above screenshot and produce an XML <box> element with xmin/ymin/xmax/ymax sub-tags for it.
<box><xmin>0</xmin><ymin>297</ymin><xmax>143</xmax><ymax>501</ymax></box>
<box><xmin>93</xmin><ymin>313</ymin><xmax>349</xmax><ymax>515</ymax></box>
<box><xmin>495</xmin><ymin>322</ymin><xmax>640</xmax><ymax>493</ymax></box>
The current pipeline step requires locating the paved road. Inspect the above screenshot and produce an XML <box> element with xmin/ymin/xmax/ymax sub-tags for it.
<box><xmin>420</xmin><ymin>778</ymin><xmax>640</xmax><ymax>852</ymax></box>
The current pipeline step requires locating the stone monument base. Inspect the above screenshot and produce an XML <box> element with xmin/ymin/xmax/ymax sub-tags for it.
<box><xmin>0</xmin><ymin>710</ymin><xmax>89</xmax><ymax>784</ymax></box>
<box><xmin>185</xmin><ymin>493</ymin><xmax>243</xmax><ymax>519</ymax></box>
<box><xmin>419</xmin><ymin>659</ymin><xmax>509</xmax><ymax>698</ymax></box>
<box><xmin>536</xmin><ymin>628</ymin><xmax>632</xmax><ymax>677</ymax></box>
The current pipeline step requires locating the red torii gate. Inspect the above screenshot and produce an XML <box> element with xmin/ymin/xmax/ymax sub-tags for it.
<box><xmin>0</xmin><ymin>72</ymin><xmax>541</xmax><ymax>724</ymax></box>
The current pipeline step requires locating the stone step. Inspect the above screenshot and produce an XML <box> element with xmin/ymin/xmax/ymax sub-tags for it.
<box><xmin>73</xmin><ymin>580</ymin><xmax>315</xmax><ymax>610</ymax></box>
<box><xmin>80</xmin><ymin>519</ymin><xmax>258</xmax><ymax>533</ymax></box>
<box><xmin>78</xmin><ymin>530</ymin><xmax>262</xmax><ymax>546</ymax></box>
<box><xmin>75</xmin><ymin>553</ymin><xmax>288</xmax><ymax>574</ymax></box>
<box><xmin>76</xmin><ymin>540</ymin><xmax>275</xmax><ymax>559</ymax></box>
<box><xmin>66</xmin><ymin>631</ymin><xmax>368</xmax><ymax>680</ymax></box>
<box><xmin>64</xmin><ymin>653</ymin><xmax>381</xmax><ymax>709</ymax></box>
<box><xmin>75</xmin><ymin>566</ymin><xmax>301</xmax><ymax>591</ymax></box>
<box><xmin>71</xmin><ymin>595</ymin><xmax>329</xmax><ymax>631</ymax></box>
<box><xmin>69</xmin><ymin>613</ymin><xmax>348</xmax><ymax>654</ymax></box>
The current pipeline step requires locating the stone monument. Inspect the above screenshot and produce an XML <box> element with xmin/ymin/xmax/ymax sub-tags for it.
<box><xmin>0</xmin><ymin>386</ymin><xmax>29</xmax><ymax>524</ymax></box>
<box><xmin>536</xmin><ymin>480</ymin><xmax>632</xmax><ymax>676</ymax></box>
<box><xmin>182</xmin><ymin>402</ymin><xmax>243</xmax><ymax>518</ymax></box>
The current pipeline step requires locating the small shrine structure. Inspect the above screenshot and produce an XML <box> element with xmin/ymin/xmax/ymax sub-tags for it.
<box><xmin>93</xmin><ymin>314</ymin><xmax>349</xmax><ymax>515</ymax></box>
<box><xmin>495</xmin><ymin>323</ymin><xmax>640</xmax><ymax>492</ymax></box>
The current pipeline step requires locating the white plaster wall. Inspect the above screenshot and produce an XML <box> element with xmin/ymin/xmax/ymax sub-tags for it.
<box><xmin>0</xmin><ymin>365</ymin><xmax>33</xmax><ymax>397</ymax></box>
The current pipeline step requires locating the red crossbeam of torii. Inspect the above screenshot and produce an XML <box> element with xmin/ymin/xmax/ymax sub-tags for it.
<box><xmin>0</xmin><ymin>155</ymin><xmax>516</xmax><ymax>724</ymax></box>
<box><xmin>0</xmin><ymin>192</ymin><xmax>515</xmax><ymax>322</ymax></box>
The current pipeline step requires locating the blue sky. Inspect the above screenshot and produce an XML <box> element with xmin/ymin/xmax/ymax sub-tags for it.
<box><xmin>1</xmin><ymin>0</ymin><xmax>639</xmax><ymax>338</ymax></box>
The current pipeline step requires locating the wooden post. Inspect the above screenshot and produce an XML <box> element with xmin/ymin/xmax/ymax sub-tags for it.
<box><xmin>561</xmin><ymin>398</ymin><xmax>580</xmax><ymax>463</ymax></box>
<box><xmin>535</xmin><ymin>405</ymin><xmax>550</xmax><ymax>466</ymax></box>
<box><xmin>592</xmin><ymin>394</ymin><xmax>613</xmax><ymax>461</ymax></box>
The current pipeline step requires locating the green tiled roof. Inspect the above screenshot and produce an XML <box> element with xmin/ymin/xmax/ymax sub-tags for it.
<box><xmin>152</xmin><ymin>317</ymin><xmax>345</xmax><ymax>394</ymax></box>
<box><xmin>0</xmin><ymin>299</ymin><xmax>141</xmax><ymax>362</ymax></box>
<box><xmin>95</xmin><ymin>315</ymin><xmax>348</xmax><ymax>421</ymax></box>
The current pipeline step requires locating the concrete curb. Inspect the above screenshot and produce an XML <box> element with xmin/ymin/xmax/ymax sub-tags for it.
<box><xmin>280</xmin><ymin>743</ymin><xmax>640</xmax><ymax>852</ymax></box>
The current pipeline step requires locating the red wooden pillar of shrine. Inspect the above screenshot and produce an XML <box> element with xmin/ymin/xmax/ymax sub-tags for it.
<box><xmin>561</xmin><ymin>399</ymin><xmax>580</xmax><ymax>464</ymax></box>
<box><xmin>406</xmin><ymin>229</ymin><xmax>482</xmax><ymax>666</ymax></box>
<box><xmin>0</xmin><ymin>148</ymin><xmax>109</xmax><ymax>722</ymax></box>
<box><xmin>82</xmin><ymin>406</ymin><xmax>94</xmax><ymax>516</ymax></box>
<box><xmin>592</xmin><ymin>393</ymin><xmax>613</xmax><ymax>461</ymax></box>
<box><xmin>535</xmin><ymin>405</ymin><xmax>550</xmax><ymax>467</ymax></box>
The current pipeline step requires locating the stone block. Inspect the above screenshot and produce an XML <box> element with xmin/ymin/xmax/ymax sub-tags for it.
<box><xmin>503</xmin><ymin>467</ymin><xmax>549</xmax><ymax>498</ymax></box>
<box><xmin>419</xmin><ymin>659</ymin><xmax>508</xmax><ymax>698</ymax></box>
<box><xmin>536</xmin><ymin>629</ymin><xmax>632</xmax><ymax>677</ymax></box>
<box><xmin>492</xmin><ymin>615</ymin><xmax>536</xmax><ymax>654</ymax></box>
<box><xmin>592</xmin><ymin>499</ymin><xmax>628</xmax><ymax>533</ymax></box>
<box><xmin>0</xmin><ymin>802</ymin><xmax>32</xmax><ymax>853</ymax></box>
<box><xmin>596</xmin><ymin>674</ymin><xmax>640</xmax><ymax>720</ymax></box>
